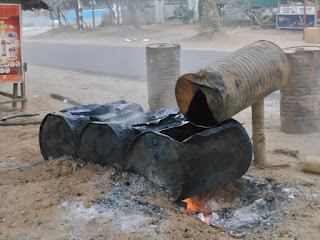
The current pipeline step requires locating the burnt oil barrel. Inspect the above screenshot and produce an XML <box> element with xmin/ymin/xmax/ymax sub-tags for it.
<box><xmin>175</xmin><ymin>40</ymin><xmax>290</xmax><ymax>126</ymax></box>
<box><xmin>146</xmin><ymin>43</ymin><xmax>180</xmax><ymax>110</ymax></box>
<box><xmin>39</xmin><ymin>100</ymin><xmax>145</xmax><ymax>161</ymax></box>
<box><xmin>79</xmin><ymin>109</ymin><xmax>187</xmax><ymax>167</ymax></box>
<box><xmin>39</xmin><ymin>113</ymin><xmax>91</xmax><ymax>160</ymax></box>
<box><xmin>79</xmin><ymin>123</ymin><xmax>138</xmax><ymax>166</ymax></box>
<box><xmin>126</xmin><ymin>119</ymin><xmax>253</xmax><ymax>201</ymax></box>
<box><xmin>60</xmin><ymin>104</ymin><xmax>102</xmax><ymax>116</ymax></box>
<box><xmin>281</xmin><ymin>47</ymin><xmax>320</xmax><ymax>134</ymax></box>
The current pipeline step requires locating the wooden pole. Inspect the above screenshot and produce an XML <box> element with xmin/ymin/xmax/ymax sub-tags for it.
<box><xmin>12</xmin><ymin>83</ymin><xmax>18</xmax><ymax>108</ymax></box>
<box><xmin>21</xmin><ymin>62</ymin><xmax>27</xmax><ymax>109</ymax></box>
<box><xmin>75</xmin><ymin>3</ymin><xmax>80</xmax><ymax>30</ymax></box>
<box><xmin>252</xmin><ymin>99</ymin><xmax>266</xmax><ymax>165</ymax></box>
<box><xmin>78</xmin><ymin>0</ymin><xmax>84</xmax><ymax>31</ymax></box>
<box><xmin>20</xmin><ymin>82</ymin><xmax>26</xmax><ymax>109</ymax></box>
<box><xmin>92</xmin><ymin>0</ymin><xmax>95</xmax><ymax>27</ymax></box>
<box><xmin>303</xmin><ymin>0</ymin><xmax>307</xmax><ymax>40</ymax></box>
<box><xmin>50</xmin><ymin>9</ymin><xmax>54</xmax><ymax>29</ymax></box>
<box><xmin>51</xmin><ymin>93</ymin><xmax>82</xmax><ymax>106</ymax></box>
<box><xmin>57</xmin><ymin>7</ymin><xmax>62</xmax><ymax>27</ymax></box>
<box><xmin>0</xmin><ymin>121</ymin><xmax>41</xmax><ymax>127</ymax></box>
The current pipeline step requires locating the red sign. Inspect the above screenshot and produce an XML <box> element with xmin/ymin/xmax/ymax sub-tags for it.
<box><xmin>0</xmin><ymin>4</ymin><xmax>23</xmax><ymax>83</ymax></box>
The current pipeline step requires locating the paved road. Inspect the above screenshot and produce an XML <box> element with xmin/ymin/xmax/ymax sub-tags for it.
<box><xmin>22</xmin><ymin>42</ymin><xmax>282</xmax><ymax>100</ymax></box>
<box><xmin>22</xmin><ymin>42</ymin><xmax>227</xmax><ymax>79</ymax></box>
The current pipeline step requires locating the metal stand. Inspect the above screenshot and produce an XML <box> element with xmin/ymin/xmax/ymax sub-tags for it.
<box><xmin>0</xmin><ymin>63</ymin><xmax>27</xmax><ymax>109</ymax></box>
<box><xmin>252</xmin><ymin>99</ymin><xmax>266</xmax><ymax>165</ymax></box>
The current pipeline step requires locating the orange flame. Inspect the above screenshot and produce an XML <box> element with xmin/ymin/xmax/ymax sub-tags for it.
<box><xmin>183</xmin><ymin>198</ymin><xmax>201</xmax><ymax>213</ymax></box>
<box><xmin>183</xmin><ymin>196</ymin><xmax>211</xmax><ymax>213</ymax></box>
<box><xmin>183</xmin><ymin>185</ymin><xmax>237</xmax><ymax>215</ymax></box>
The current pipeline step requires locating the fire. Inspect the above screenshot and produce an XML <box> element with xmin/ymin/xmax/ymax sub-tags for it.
<box><xmin>183</xmin><ymin>197</ymin><xmax>208</xmax><ymax>213</ymax></box>
<box><xmin>183</xmin><ymin>185</ymin><xmax>237</xmax><ymax>214</ymax></box>
<box><xmin>183</xmin><ymin>198</ymin><xmax>201</xmax><ymax>213</ymax></box>
<box><xmin>183</xmin><ymin>197</ymin><xmax>220</xmax><ymax>225</ymax></box>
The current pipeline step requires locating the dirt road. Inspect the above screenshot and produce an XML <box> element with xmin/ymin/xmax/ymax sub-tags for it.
<box><xmin>0</xmin><ymin>25</ymin><xmax>319</xmax><ymax>239</ymax></box>
<box><xmin>0</xmin><ymin>65</ymin><xmax>320</xmax><ymax>239</ymax></box>
<box><xmin>24</xmin><ymin>24</ymin><xmax>320</xmax><ymax>52</ymax></box>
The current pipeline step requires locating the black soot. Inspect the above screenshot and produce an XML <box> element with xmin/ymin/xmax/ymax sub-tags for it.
<box><xmin>186</xmin><ymin>90</ymin><xmax>218</xmax><ymax>126</ymax></box>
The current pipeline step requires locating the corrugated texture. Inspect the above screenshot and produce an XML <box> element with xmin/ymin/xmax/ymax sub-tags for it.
<box><xmin>249</xmin><ymin>0</ymin><xmax>278</xmax><ymax>7</ymax></box>
<box><xmin>146</xmin><ymin>43</ymin><xmax>180</xmax><ymax>110</ymax></box>
<box><xmin>176</xmin><ymin>41</ymin><xmax>290</xmax><ymax>125</ymax></box>
<box><xmin>2</xmin><ymin>0</ymin><xmax>49</xmax><ymax>10</ymax></box>
<box><xmin>281</xmin><ymin>48</ymin><xmax>320</xmax><ymax>134</ymax></box>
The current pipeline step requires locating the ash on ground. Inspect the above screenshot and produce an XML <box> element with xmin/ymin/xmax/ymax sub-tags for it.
<box><xmin>57</xmin><ymin>161</ymin><xmax>315</xmax><ymax>239</ymax></box>
<box><xmin>91</xmin><ymin>171</ymin><xmax>168</xmax><ymax>222</ymax></box>
<box><xmin>189</xmin><ymin>176</ymin><xmax>316</xmax><ymax>239</ymax></box>
<box><xmin>58</xmin><ymin>165</ymin><xmax>175</xmax><ymax>238</ymax></box>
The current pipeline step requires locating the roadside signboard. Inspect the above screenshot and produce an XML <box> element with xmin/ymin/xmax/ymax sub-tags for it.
<box><xmin>0</xmin><ymin>4</ymin><xmax>23</xmax><ymax>83</ymax></box>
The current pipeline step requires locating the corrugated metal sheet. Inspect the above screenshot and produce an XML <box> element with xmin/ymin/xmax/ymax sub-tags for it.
<box><xmin>1</xmin><ymin>0</ymin><xmax>49</xmax><ymax>10</ymax></box>
<box><xmin>249</xmin><ymin>0</ymin><xmax>278</xmax><ymax>7</ymax></box>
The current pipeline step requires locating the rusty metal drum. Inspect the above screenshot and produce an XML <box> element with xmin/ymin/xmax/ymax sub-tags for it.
<box><xmin>281</xmin><ymin>47</ymin><xmax>320</xmax><ymax>134</ymax></box>
<box><xmin>175</xmin><ymin>40</ymin><xmax>290</xmax><ymax>126</ymax></box>
<box><xmin>146</xmin><ymin>43</ymin><xmax>180</xmax><ymax>111</ymax></box>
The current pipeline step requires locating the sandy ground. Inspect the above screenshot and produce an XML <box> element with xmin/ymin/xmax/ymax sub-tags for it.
<box><xmin>0</xmin><ymin>65</ymin><xmax>319</xmax><ymax>239</ymax></box>
<box><xmin>0</xmin><ymin>25</ymin><xmax>319</xmax><ymax>239</ymax></box>
<box><xmin>24</xmin><ymin>24</ymin><xmax>320</xmax><ymax>52</ymax></box>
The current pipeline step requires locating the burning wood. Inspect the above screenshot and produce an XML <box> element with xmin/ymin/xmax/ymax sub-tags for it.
<box><xmin>181</xmin><ymin>176</ymin><xmax>293</xmax><ymax>235</ymax></box>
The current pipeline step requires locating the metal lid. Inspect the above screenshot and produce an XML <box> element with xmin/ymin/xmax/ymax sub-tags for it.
<box><xmin>284</xmin><ymin>46</ymin><xmax>320</xmax><ymax>54</ymax></box>
<box><xmin>147</xmin><ymin>43</ymin><xmax>180</xmax><ymax>49</ymax></box>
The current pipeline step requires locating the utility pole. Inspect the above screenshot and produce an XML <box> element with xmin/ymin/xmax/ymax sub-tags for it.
<box><xmin>303</xmin><ymin>0</ymin><xmax>306</xmax><ymax>40</ymax></box>
<box><xmin>92</xmin><ymin>0</ymin><xmax>95</xmax><ymax>27</ymax></box>
<box><xmin>78</xmin><ymin>0</ymin><xmax>84</xmax><ymax>31</ymax></box>
<box><xmin>50</xmin><ymin>9</ymin><xmax>54</xmax><ymax>29</ymax></box>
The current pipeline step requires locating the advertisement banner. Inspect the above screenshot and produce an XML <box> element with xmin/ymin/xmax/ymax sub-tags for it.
<box><xmin>279</xmin><ymin>5</ymin><xmax>315</xmax><ymax>15</ymax></box>
<box><xmin>277</xmin><ymin>14</ymin><xmax>316</xmax><ymax>29</ymax></box>
<box><xmin>0</xmin><ymin>4</ymin><xmax>23</xmax><ymax>83</ymax></box>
